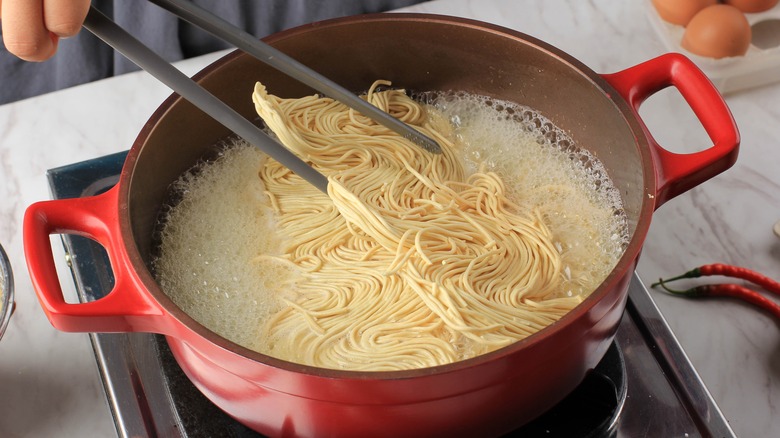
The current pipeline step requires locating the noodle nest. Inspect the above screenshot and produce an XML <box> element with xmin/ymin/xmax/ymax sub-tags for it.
<box><xmin>249</xmin><ymin>80</ymin><xmax>582</xmax><ymax>371</ymax></box>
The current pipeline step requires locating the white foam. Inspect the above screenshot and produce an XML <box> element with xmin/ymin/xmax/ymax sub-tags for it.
<box><xmin>425</xmin><ymin>91</ymin><xmax>628</xmax><ymax>297</ymax></box>
<box><xmin>153</xmin><ymin>142</ymin><xmax>293</xmax><ymax>351</ymax></box>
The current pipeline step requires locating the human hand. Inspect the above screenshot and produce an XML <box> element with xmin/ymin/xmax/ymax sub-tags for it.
<box><xmin>1</xmin><ymin>0</ymin><xmax>91</xmax><ymax>61</ymax></box>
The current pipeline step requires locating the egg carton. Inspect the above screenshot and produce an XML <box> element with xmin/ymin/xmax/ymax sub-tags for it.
<box><xmin>646</xmin><ymin>1</ymin><xmax>780</xmax><ymax>94</ymax></box>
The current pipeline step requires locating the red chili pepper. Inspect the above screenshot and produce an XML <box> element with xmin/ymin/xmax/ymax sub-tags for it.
<box><xmin>654</xmin><ymin>280</ymin><xmax>780</xmax><ymax>320</ymax></box>
<box><xmin>652</xmin><ymin>263</ymin><xmax>780</xmax><ymax>296</ymax></box>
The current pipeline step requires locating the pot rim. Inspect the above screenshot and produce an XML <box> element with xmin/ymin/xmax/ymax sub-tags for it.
<box><xmin>120</xmin><ymin>13</ymin><xmax>656</xmax><ymax>380</ymax></box>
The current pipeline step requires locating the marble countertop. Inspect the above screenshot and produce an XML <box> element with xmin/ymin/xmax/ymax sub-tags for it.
<box><xmin>1</xmin><ymin>0</ymin><xmax>778</xmax><ymax>436</ymax></box>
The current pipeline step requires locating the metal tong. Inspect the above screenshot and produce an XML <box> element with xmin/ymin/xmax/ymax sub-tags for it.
<box><xmin>82</xmin><ymin>1</ymin><xmax>441</xmax><ymax>194</ymax></box>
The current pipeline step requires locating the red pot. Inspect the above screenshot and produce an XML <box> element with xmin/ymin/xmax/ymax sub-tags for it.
<box><xmin>23</xmin><ymin>14</ymin><xmax>738</xmax><ymax>438</ymax></box>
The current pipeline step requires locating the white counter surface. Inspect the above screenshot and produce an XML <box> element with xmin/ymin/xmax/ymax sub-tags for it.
<box><xmin>1</xmin><ymin>1</ymin><xmax>778</xmax><ymax>437</ymax></box>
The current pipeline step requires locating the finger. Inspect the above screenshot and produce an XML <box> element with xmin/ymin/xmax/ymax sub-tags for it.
<box><xmin>43</xmin><ymin>0</ymin><xmax>90</xmax><ymax>38</ymax></box>
<box><xmin>2</xmin><ymin>0</ymin><xmax>58</xmax><ymax>61</ymax></box>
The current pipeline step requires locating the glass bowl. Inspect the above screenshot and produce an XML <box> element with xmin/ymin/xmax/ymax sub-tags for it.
<box><xmin>0</xmin><ymin>243</ymin><xmax>14</xmax><ymax>341</ymax></box>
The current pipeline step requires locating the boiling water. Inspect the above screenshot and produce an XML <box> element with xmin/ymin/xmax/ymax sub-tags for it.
<box><xmin>425</xmin><ymin>92</ymin><xmax>628</xmax><ymax>299</ymax></box>
<box><xmin>154</xmin><ymin>94</ymin><xmax>629</xmax><ymax>354</ymax></box>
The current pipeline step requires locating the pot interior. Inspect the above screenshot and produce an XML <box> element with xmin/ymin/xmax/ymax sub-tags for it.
<box><xmin>124</xmin><ymin>14</ymin><xmax>650</xmax><ymax>354</ymax></box>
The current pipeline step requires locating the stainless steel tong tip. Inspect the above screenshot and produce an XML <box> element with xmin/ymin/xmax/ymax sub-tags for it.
<box><xmin>83</xmin><ymin>6</ymin><xmax>330</xmax><ymax>193</ymax></box>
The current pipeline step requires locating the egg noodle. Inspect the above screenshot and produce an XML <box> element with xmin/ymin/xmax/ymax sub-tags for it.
<box><xmin>248</xmin><ymin>81</ymin><xmax>584</xmax><ymax>370</ymax></box>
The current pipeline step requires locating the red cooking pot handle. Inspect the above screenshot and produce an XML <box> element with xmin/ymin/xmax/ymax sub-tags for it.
<box><xmin>23</xmin><ymin>186</ymin><xmax>168</xmax><ymax>334</ymax></box>
<box><xmin>601</xmin><ymin>53</ymin><xmax>739</xmax><ymax>208</ymax></box>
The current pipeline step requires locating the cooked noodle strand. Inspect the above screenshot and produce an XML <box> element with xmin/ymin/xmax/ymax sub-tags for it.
<box><xmin>248</xmin><ymin>81</ymin><xmax>584</xmax><ymax>370</ymax></box>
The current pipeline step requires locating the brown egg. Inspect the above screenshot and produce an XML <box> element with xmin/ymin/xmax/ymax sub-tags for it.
<box><xmin>652</xmin><ymin>0</ymin><xmax>718</xmax><ymax>26</ymax></box>
<box><xmin>724</xmin><ymin>0</ymin><xmax>779</xmax><ymax>13</ymax></box>
<box><xmin>682</xmin><ymin>5</ymin><xmax>752</xmax><ymax>58</ymax></box>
